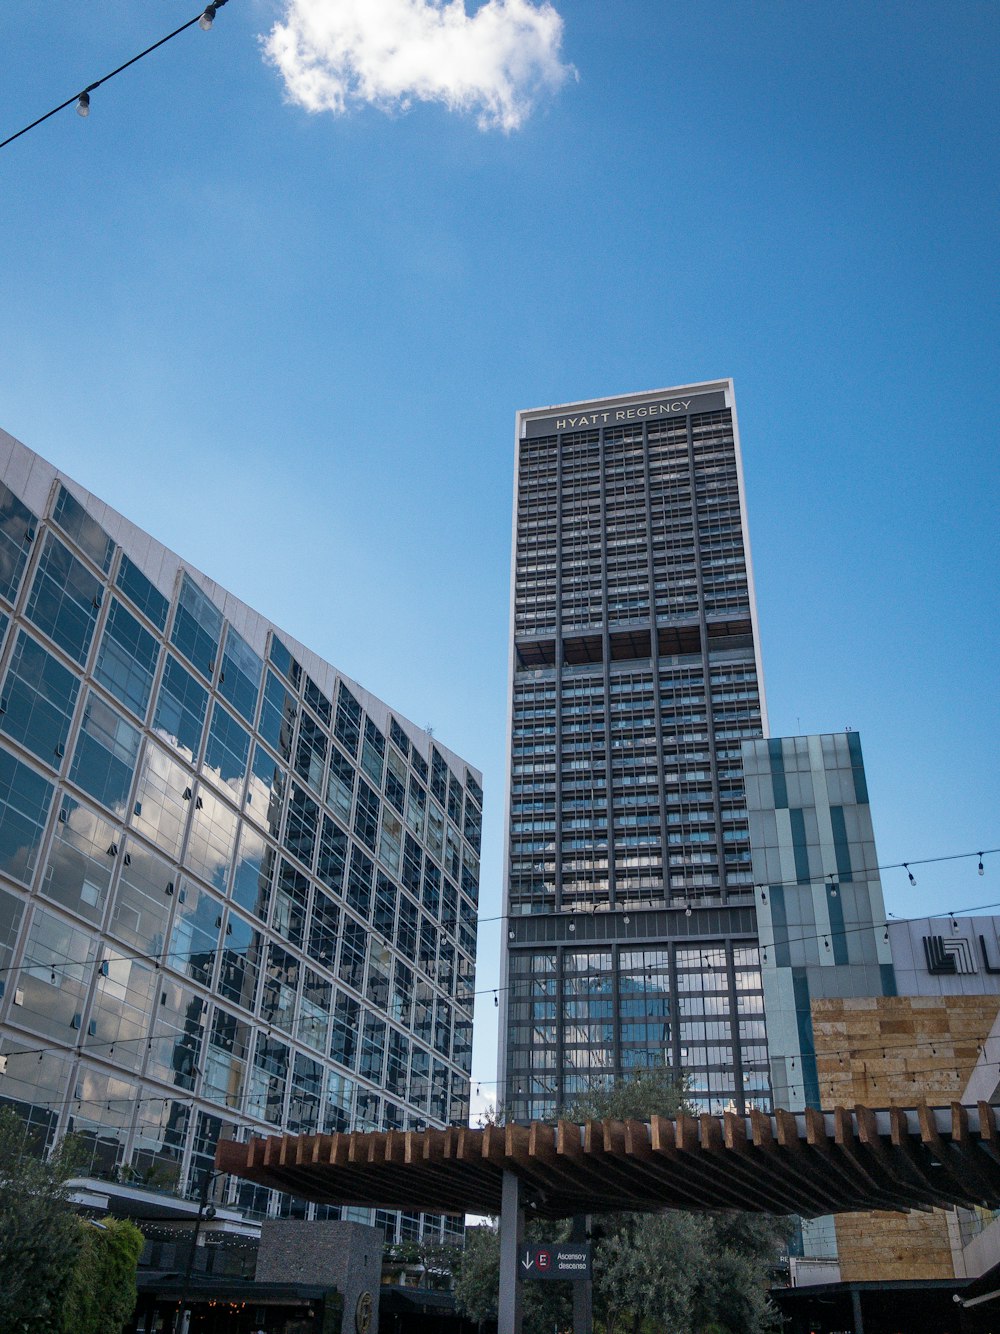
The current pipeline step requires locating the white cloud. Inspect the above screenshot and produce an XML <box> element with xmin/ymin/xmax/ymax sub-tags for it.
<box><xmin>263</xmin><ymin>0</ymin><xmax>574</xmax><ymax>132</ymax></box>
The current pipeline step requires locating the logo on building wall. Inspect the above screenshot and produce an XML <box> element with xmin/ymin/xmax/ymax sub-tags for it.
<box><xmin>923</xmin><ymin>935</ymin><xmax>977</xmax><ymax>975</ymax></box>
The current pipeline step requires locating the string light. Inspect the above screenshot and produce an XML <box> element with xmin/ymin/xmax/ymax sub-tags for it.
<box><xmin>904</xmin><ymin>863</ymin><xmax>917</xmax><ymax>886</ymax></box>
<box><xmin>0</xmin><ymin>2</ymin><xmax>233</xmax><ymax>153</ymax></box>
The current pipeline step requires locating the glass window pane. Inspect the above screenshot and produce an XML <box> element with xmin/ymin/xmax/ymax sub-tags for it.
<box><xmin>0</xmin><ymin>630</ymin><xmax>79</xmax><ymax>765</ymax></box>
<box><xmin>186</xmin><ymin>786</ymin><xmax>238</xmax><ymax>892</ymax></box>
<box><xmin>154</xmin><ymin>654</ymin><xmax>208</xmax><ymax>761</ymax></box>
<box><xmin>0</xmin><ymin>481</ymin><xmax>36</xmax><ymax>605</ymax></box>
<box><xmin>115</xmin><ymin>554</ymin><xmax>168</xmax><ymax>632</ymax></box>
<box><xmin>69</xmin><ymin>692</ymin><xmax>141</xmax><ymax>817</ymax></box>
<box><xmin>170</xmin><ymin>573</ymin><xmax>222</xmax><ymax>679</ymax></box>
<box><xmin>52</xmin><ymin>485</ymin><xmax>114</xmax><ymax>573</ymax></box>
<box><xmin>109</xmin><ymin>839</ymin><xmax>172</xmax><ymax>955</ymax></box>
<box><xmin>204</xmin><ymin>704</ymin><xmax>251</xmax><ymax>798</ymax></box>
<box><xmin>131</xmin><ymin>742</ymin><xmax>189</xmax><ymax>860</ymax></box>
<box><xmin>25</xmin><ymin>533</ymin><xmax>101</xmax><ymax>665</ymax></box>
<box><xmin>93</xmin><ymin>598</ymin><xmax>159</xmax><ymax>719</ymax></box>
<box><xmin>170</xmin><ymin>880</ymin><xmax>221</xmax><ymax>986</ymax></box>
<box><xmin>42</xmin><ymin>795</ymin><xmax>116</xmax><ymax>924</ymax></box>
<box><xmin>218</xmin><ymin>627</ymin><xmax>262</xmax><ymax>725</ymax></box>
<box><xmin>0</xmin><ymin>748</ymin><xmax>53</xmax><ymax>884</ymax></box>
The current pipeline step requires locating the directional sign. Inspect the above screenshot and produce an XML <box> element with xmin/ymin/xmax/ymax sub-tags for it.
<box><xmin>519</xmin><ymin>1243</ymin><xmax>592</xmax><ymax>1281</ymax></box>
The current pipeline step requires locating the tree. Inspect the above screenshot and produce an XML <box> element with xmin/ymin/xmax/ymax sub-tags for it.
<box><xmin>0</xmin><ymin>1108</ymin><xmax>83</xmax><ymax>1334</ymax></box>
<box><xmin>59</xmin><ymin>1216</ymin><xmax>144</xmax><ymax>1334</ymax></box>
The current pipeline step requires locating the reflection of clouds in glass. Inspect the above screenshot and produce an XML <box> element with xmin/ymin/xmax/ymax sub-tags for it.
<box><xmin>185</xmin><ymin>790</ymin><xmax>238</xmax><ymax>892</ymax></box>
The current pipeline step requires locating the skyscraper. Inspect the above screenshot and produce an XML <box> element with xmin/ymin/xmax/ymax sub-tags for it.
<box><xmin>500</xmin><ymin>380</ymin><xmax>771</xmax><ymax>1121</ymax></box>
<box><xmin>0</xmin><ymin>427</ymin><xmax>481</xmax><ymax>1245</ymax></box>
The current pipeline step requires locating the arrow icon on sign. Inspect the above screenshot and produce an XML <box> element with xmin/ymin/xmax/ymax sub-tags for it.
<box><xmin>521</xmin><ymin>1255</ymin><xmax>534</xmax><ymax>1271</ymax></box>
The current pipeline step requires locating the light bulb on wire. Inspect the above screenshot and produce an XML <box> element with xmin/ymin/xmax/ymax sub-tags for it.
<box><xmin>904</xmin><ymin>863</ymin><xmax>916</xmax><ymax>886</ymax></box>
<box><xmin>199</xmin><ymin>5</ymin><xmax>217</xmax><ymax>29</ymax></box>
<box><xmin>76</xmin><ymin>92</ymin><xmax>90</xmax><ymax>117</ymax></box>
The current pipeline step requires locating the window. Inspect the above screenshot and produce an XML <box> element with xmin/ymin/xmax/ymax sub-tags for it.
<box><xmin>338</xmin><ymin>918</ymin><xmax>367</xmax><ymax>990</ymax></box>
<box><xmin>258</xmin><ymin>671</ymin><xmax>296</xmax><ymax>762</ymax></box>
<box><xmin>0</xmin><ymin>630</ymin><xmax>79</xmax><ymax>764</ymax></box>
<box><xmin>170</xmin><ymin>573</ymin><xmax>222</xmax><ymax>679</ymax></box>
<box><xmin>361</xmin><ymin>719</ymin><xmax>384</xmax><ymax>786</ymax></box>
<box><xmin>259</xmin><ymin>942</ymin><xmax>299</xmax><ymax>1033</ymax></box>
<box><xmin>154</xmin><ymin>655</ymin><xmax>208</xmax><ymax>761</ymax></box>
<box><xmin>272</xmin><ymin>858</ymin><xmax>309</xmax><ymax>947</ymax></box>
<box><xmin>108</xmin><ymin>840</ymin><xmax>172</xmax><ymax>955</ymax></box>
<box><xmin>309</xmin><ymin>889</ymin><xmax>339</xmax><ymax>971</ymax></box>
<box><xmin>334</xmin><ymin>683</ymin><xmax>361</xmax><ymax>757</ymax></box>
<box><xmin>246</xmin><ymin>744</ymin><xmax>285</xmax><ymax>837</ymax></box>
<box><xmin>0</xmin><ymin>482</ymin><xmax>35</xmax><ymax>605</ymax></box>
<box><xmin>330</xmin><ymin>992</ymin><xmax>359</xmax><ymax>1069</ymax></box>
<box><xmin>0</xmin><ymin>749</ymin><xmax>53</xmax><ymax>884</ymax></box>
<box><xmin>42</xmin><ymin>795</ymin><xmax>116</xmax><ymax>924</ymax></box>
<box><xmin>219</xmin><ymin>911</ymin><xmax>262</xmax><ymax>1011</ymax></box>
<box><xmin>327</xmin><ymin>749</ymin><xmax>354</xmax><ymax>821</ymax></box>
<box><xmin>93</xmin><ymin>599</ymin><xmax>159</xmax><ymax>719</ymax></box>
<box><xmin>295</xmin><ymin>712</ymin><xmax>327</xmax><ymax>793</ymax></box>
<box><xmin>116</xmin><ymin>554</ymin><xmax>168</xmax><ymax>631</ymax></box>
<box><xmin>298</xmin><ymin>969</ymin><xmax>331</xmax><ymax>1053</ymax></box>
<box><xmin>186</xmin><ymin>786</ymin><xmax>238</xmax><ymax>892</ymax></box>
<box><xmin>218</xmin><ymin>626</ymin><xmax>262</xmax><ymax>725</ymax></box>
<box><xmin>170</xmin><ymin>880</ymin><xmax>221</xmax><ymax>986</ymax></box>
<box><xmin>316</xmin><ymin>816</ymin><xmax>347</xmax><ymax>895</ymax></box>
<box><xmin>25</xmin><ymin>533</ymin><xmax>101</xmax><ymax>665</ymax></box>
<box><xmin>69</xmin><ymin>693</ymin><xmax>141</xmax><ymax>816</ymax></box>
<box><xmin>230</xmin><ymin>824</ymin><xmax>273</xmax><ymax>920</ymax></box>
<box><xmin>204</xmin><ymin>704</ymin><xmax>251</xmax><ymax>797</ymax></box>
<box><xmin>203</xmin><ymin>1008</ymin><xmax>251</xmax><ymax>1111</ymax></box>
<box><xmin>347</xmin><ymin>847</ymin><xmax>373</xmax><ymax>919</ymax></box>
<box><xmin>131</xmin><ymin>742</ymin><xmax>189</xmax><ymax>859</ymax></box>
<box><xmin>354</xmin><ymin>779</ymin><xmax>380</xmax><ymax>853</ymax></box>
<box><xmin>284</xmin><ymin>783</ymin><xmax>318</xmax><ymax>868</ymax></box>
<box><xmin>52</xmin><ymin>485</ymin><xmax>114</xmax><ymax>573</ymax></box>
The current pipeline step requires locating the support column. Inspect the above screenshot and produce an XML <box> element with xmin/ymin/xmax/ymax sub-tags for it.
<box><xmin>851</xmin><ymin>1286</ymin><xmax>865</xmax><ymax>1334</ymax></box>
<box><xmin>571</xmin><ymin>1214</ymin><xmax>593</xmax><ymax>1334</ymax></box>
<box><xmin>498</xmin><ymin>1170</ymin><xmax>525</xmax><ymax>1334</ymax></box>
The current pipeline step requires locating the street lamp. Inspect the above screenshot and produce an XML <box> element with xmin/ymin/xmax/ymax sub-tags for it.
<box><xmin>173</xmin><ymin>1167</ymin><xmax>225</xmax><ymax>1334</ymax></box>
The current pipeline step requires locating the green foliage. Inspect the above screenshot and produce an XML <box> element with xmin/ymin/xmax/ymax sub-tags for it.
<box><xmin>60</xmin><ymin>1216</ymin><xmax>144</xmax><ymax>1334</ymax></box>
<box><xmin>563</xmin><ymin>1065</ymin><xmax>690</xmax><ymax>1123</ymax></box>
<box><xmin>452</xmin><ymin>1225</ymin><xmax>500</xmax><ymax>1324</ymax></box>
<box><xmin>0</xmin><ymin>1108</ymin><xmax>83</xmax><ymax>1334</ymax></box>
<box><xmin>452</xmin><ymin>1222</ymin><xmax>572</xmax><ymax>1334</ymax></box>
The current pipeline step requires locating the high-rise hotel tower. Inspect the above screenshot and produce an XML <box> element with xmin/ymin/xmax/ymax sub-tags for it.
<box><xmin>500</xmin><ymin>381</ymin><xmax>771</xmax><ymax>1121</ymax></box>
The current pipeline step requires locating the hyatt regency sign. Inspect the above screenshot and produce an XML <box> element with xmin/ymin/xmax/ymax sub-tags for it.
<box><xmin>522</xmin><ymin>389</ymin><xmax>726</xmax><ymax>440</ymax></box>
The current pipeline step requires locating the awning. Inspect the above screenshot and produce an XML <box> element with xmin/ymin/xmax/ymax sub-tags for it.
<box><xmin>216</xmin><ymin>1102</ymin><xmax>1000</xmax><ymax>1221</ymax></box>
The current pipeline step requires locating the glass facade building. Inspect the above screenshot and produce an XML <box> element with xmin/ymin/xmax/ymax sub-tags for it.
<box><xmin>500</xmin><ymin>381</ymin><xmax>772</xmax><ymax>1120</ymax></box>
<box><xmin>0</xmin><ymin>427</ymin><xmax>480</xmax><ymax>1242</ymax></box>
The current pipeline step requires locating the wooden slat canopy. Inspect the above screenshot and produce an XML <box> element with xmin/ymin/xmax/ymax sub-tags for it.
<box><xmin>215</xmin><ymin>1103</ymin><xmax>1000</xmax><ymax>1220</ymax></box>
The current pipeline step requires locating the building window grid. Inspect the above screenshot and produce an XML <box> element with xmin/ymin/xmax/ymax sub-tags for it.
<box><xmin>0</xmin><ymin>477</ymin><xmax>479</xmax><ymax>1229</ymax></box>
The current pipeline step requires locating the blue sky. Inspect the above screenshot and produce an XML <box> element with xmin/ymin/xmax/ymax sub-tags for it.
<box><xmin>1</xmin><ymin>0</ymin><xmax>997</xmax><ymax>1102</ymax></box>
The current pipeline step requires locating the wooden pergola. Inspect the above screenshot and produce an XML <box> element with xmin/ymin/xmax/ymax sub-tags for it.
<box><xmin>216</xmin><ymin>1103</ymin><xmax>1000</xmax><ymax>1334</ymax></box>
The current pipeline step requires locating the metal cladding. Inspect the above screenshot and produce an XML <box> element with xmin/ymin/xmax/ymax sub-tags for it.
<box><xmin>217</xmin><ymin>1102</ymin><xmax>1000</xmax><ymax>1221</ymax></box>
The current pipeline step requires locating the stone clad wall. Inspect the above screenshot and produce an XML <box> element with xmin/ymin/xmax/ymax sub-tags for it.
<box><xmin>811</xmin><ymin>995</ymin><xmax>1000</xmax><ymax>1282</ymax></box>
<box><xmin>256</xmin><ymin>1219</ymin><xmax>383</xmax><ymax>1331</ymax></box>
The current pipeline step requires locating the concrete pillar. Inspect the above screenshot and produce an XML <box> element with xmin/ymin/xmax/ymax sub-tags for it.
<box><xmin>498</xmin><ymin>1171</ymin><xmax>525</xmax><ymax>1334</ymax></box>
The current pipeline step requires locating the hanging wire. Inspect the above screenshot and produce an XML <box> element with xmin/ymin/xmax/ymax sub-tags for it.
<box><xmin>0</xmin><ymin>2</ymin><xmax>231</xmax><ymax>153</ymax></box>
